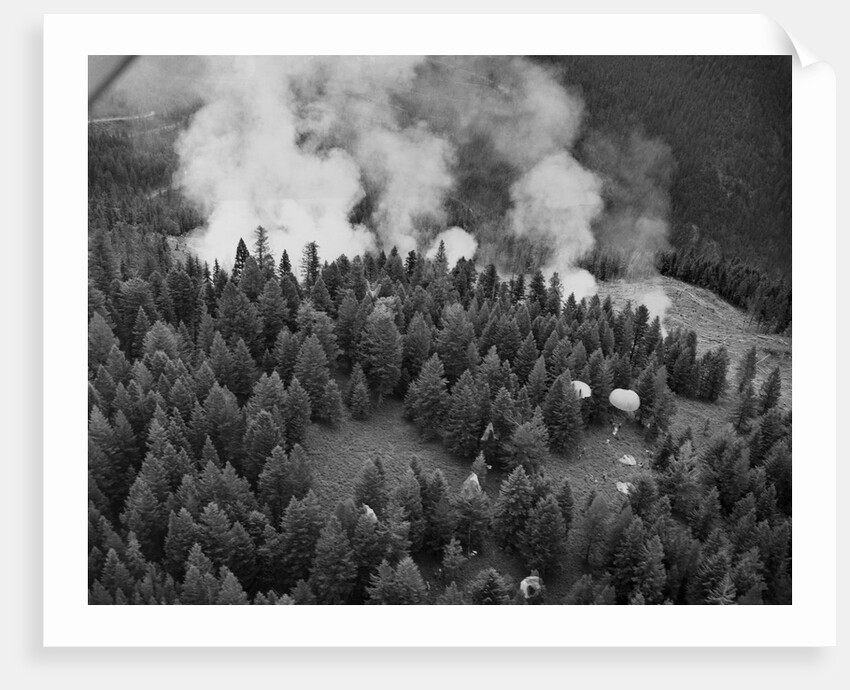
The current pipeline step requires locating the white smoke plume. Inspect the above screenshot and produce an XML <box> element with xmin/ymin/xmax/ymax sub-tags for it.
<box><xmin>176</xmin><ymin>57</ymin><xmax>378</xmax><ymax>266</ymax></box>
<box><xmin>641</xmin><ymin>287</ymin><xmax>672</xmax><ymax>336</ymax></box>
<box><xmin>172</xmin><ymin>55</ymin><xmax>665</xmax><ymax>297</ymax></box>
<box><xmin>508</xmin><ymin>152</ymin><xmax>603</xmax><ymax>299</ymax></box>
<box><xmin>426</xmin><ymin>227</ymin><xmax>479</xmax><ymax>269</ymax></box>
<box><xmin>581</xmin><ymin>129</ymin><xmax>676</xmax><ymax>276</ymax></box>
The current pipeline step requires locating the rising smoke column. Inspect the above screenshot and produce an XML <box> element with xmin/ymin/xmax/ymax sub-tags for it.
<box><xmin>581</xmin><ymin>129</ymin><xmax>677</xmax><ymax>276</ymax></box>
<box><xmin>508</xmin><ymin>153</ymin><xmax>603</xmax><ymax>298</ymax></box>
<box><xmin>176</xmin><ymin>57</ymin><xmax>377</xmax><ymax>267</ymax></box>
<box><xmin>174</xmin><ymin>55</ymin><xmax>665</xmax><ymax>299</ymax></box>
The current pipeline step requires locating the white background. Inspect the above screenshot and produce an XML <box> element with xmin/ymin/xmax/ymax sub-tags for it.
<box><xmin>5</xmin><ymin>2</ymin><xmax>846</xmax><ymax>688</ymax></box>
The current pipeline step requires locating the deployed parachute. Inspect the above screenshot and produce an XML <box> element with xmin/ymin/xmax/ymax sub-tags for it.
<box><xmin>609</xmin><ymin>388</ymin><xmax>640</xmax><ymax>412</ymax></box>
<box><xmin>571</xmin><ymin>380</ymin><xmax>591</xmax><ymax>399</ymax></box>
<box><xmin>520</xmin><ymin>575</ymin><xmax>542</xmax><ymax>600</ymax></box>
<box><xmin>461</xmin><ymin>472</ymin><xmax>481</xmax><ymax>498</ymax></box>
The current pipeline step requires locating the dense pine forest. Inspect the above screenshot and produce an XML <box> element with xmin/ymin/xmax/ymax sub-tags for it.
<box><xmin>89</xmin><ymin>226</ymin><xmax>792</xmax><ymax>605</ymax></box>
<box><xmin>88</xmin><ymin>56</ymin><xmax>791</xmax><ymax>605</ymax></box>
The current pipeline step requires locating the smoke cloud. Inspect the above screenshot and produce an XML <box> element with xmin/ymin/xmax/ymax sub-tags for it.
<box><xmin>426</xmin><ymin>227</ymin><xmax>479</xmax><ymax>269</ymax></box>
<box><xmin>581</xmin><ymin>129</ymin><xmax>676</xmax><ymax>276</ymax></box>
<box><xmin>170</xmin><ymin>55</ymin><xmax>673</xmax><ymax>297</ymax></box>
<box><xmin>641</xmin><ymin>287</ymin><xmax>672</xmax><ymax>336</ymax></box>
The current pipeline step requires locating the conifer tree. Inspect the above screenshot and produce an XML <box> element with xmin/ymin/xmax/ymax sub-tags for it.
<box><xmin>359</xmin><ymin>306</ymin><xmax>403</xmax><ymax>401</ymax></box>
<box><xmin>402</xmin><ymin>312</ymin><xmax>433</xmax><ymax>381</ymax></box>
<box><xmin>436</xmin><ymin>304</ymin><xmax>476</xmax><ymax>382</ymax></box>
<box><xmin>278</xmin><ymin>491</ymin><xmax>325</xmax><ymax>591</ymax></box>
<box><xmin>164</xmin><ymin>508</ymin><xmax>198</xmax><ymax>579</ymax></box>
<box><xmin>444</xmin><ymin>370</ymin><xmax>484</xmax><ymax>459</ymax></box>
<box><xmin>366</xmin><ymin>556</ymin><xmax>428</xmax><ymax>604</ymax></box>
<box><xmin>578</xmin><ymin>493</ymin><xmax>612</xmax><ymax>568</ymax></box>
<box><xmin>519</xmin><ymin>495</ymin><xmax>567</xmax><ymax>574</ymax></box>
<box><xmin>252</xmin><ymin>226</ymin><xmax>275</xmax><ymax>274</ymax></box>
<box><xmin>131</xmin><ymin>307</ymin><xmax>151</xmax><ymax>359</ymax></box>
<box><xmin>242</xmin><ymin>411</ymin><xmax>283</xmax><ymax>485</ymax></box>
<box><xmin>758</xmin><ymin>366</ymin><xmax>782</xmax><ymax>414</ymax></box>
<box><xmin>730</xmin><ymin>383</ymin><xmax>758</xmax><ymax>433</ymax></box>
<box><xmin>441</xmin><ymin>537</ymin><xmax>467</xmax><ymax>582</ymax></box>
<box><xmin>735</xmin><ymin>346</ymin><xmax>758</xmax><ymax>393</ymax></box>
<box><xmin>198</xmin><ymin>501</ymin><xmax>233</xmax><ymax>569</ymax></box>
<box><xmin>697</xmin><ymin>347</ymin><xmax>730</xmax><ymax>402</ymax></box>
<box><xmin>405</xmin><ymin>354</ymin><xmax>450</xmax><ymax>436</ymax></box>
<box><xmin>582</xmin><ymin>350</ymin><xmax>614</xmax><ymax>424</ymax></box>
<box><xmin>509</xmin><ymin>407</ymin><xmax>549</xmax><ymax>472</ymax></box>
<box><xmin>555</xmin><ymin>480</ymin><xmax>575</xmax><ymax>535</ymax></box>
<box><xmin>492</xmin><ymin>466</ymin><xmax>535</xmax><ymax>552</ymax></box>
<box><xmin>347</xmin><ymin>363</ymin><xmax>372</xmax><ymax>420</ymax></box>
<box><xmin>336</xmin><ymin>291</ymin><xmax>365</xmax><ymax>367</ymax></box>
<box><xmin>350</xmin><ymin>509</ymin><xmax>384</xmax><ymax>587</ymax></box>
<box><xmin>121</xmin><ymin>476</ymin><xmax>164</xmax><ymax>561</ymax></box>
<box><xmin>89</xmin><ymin>312</ymin><xmax>118</xmax><ymax>371</ymax></box>
<box><xmin>216</xmin><ymin>566</ymin><xmax>249</xmax><ymax>604</ymax></box>
<box><xmin>467</xmin><ymin>568</ymin><xmax>511</xmax><ymax>605</ymax></box>
<box><xmin>542</xmin><ymin>373</ymin><xmax>584</xmax><ymax>453</ymax></box>
<box><xmin>321</xmin><ymin>379</ymin><xmax>344</xmax><ymax>425</ymax></box>
<box><xmin>353</xmin><ymin>458</ymin><xmax>389</xmax><ymax>518</ymax></box>
<box><xmin>271</xmin><ymin>328</ymin><xmax>300</xmax><ymax>386</ymax></box>
<box><xmin>311</xmin><ymin>516</ymin><xmax>357</xmax><ymax>604</ymax></box>
<box><xmin>301</xmin><ymin>241</ymin><xmax>320</xmax><ymax>290</ymax></box>
<box><xmin>257</xmin><ymin>279</ymin><xmax>287</xmax><ymax>349</ymax></box>
<box><xmin>282</xmin><ymin>378</ymin><xmax>311</xmax><ymax>447</ymax></box>
<box><xmin>513</xmin><ymin>332</ymin><xmax>539</xmax><ymax>384</ymax></box>
<box><xmin>293</xmin><ymin>334</ymin><xmax>331</xmax><ymax>419</ymax></box>
<box><xmin>394</xmin><ymin>470</ymin><xmax>425</xmax><ymax>552</ymax></box>
<box><xmin>258</xmin><ymin>445</ymin><xmax>310</xmax><ymax>524</ymax></box>
<box><xmin>232</xmin><ymin>238</ymin><xmax>250</xmax><ymax>283</ymax></box>
<box><xmin>216</xmin><ymin>281</ymin><xmax>261</xmax><ymax>355</ymax></box>
<box><xmin>310</xmin><ymin>274</ymin><xmax>334</xmax><ymax>314</ymax></box>
<box><xmin>526</xmin><ymin>355</ymin><xmax>549</xmax><ymax>408</ymax></box>
<box><xmin>279</xmin><ymin>249</ymin><xmax>291</xmax><ymax>276</ymax></box>
<box><xmin>705</xmin><ymin>571</ymin><xmax>738</xmax><ymax>605</ymax></box>
<box><xmin>450</xmin><ymin>489</ymin><xmax>491</xmax><ymax>552</ymax></box>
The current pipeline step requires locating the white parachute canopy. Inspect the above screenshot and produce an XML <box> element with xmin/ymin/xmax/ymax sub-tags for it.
<box><xmin>609</xmin><ymin>388</ymin><xmax>640</xmax><ymax>412</ymax></box>
<box><xmin>461</xmin><ymin>472</ymin><xmax>482</xmax><ymax>498</ymax></box>
<box><xmin>520</xmin><ymin>575</ymin><xmax>542</xmax><ymax>599</ymax></box>
<box><xmin>571</xmin><ymin>380</ymin><xmax>591</xmax><ymax>399</ymax></box>
<box><xmin>362</xmin><ymin>504</ymin><xmax>378</xmax><ymax>524</ymax></box>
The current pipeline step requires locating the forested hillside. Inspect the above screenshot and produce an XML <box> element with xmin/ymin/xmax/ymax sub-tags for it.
<box><xmin>88</xmin><ymin>216</ymin><xmax>792</xmax><ymax>604</ymax></box>
<box><xmin>539</xmin><ymin>56</ymin><xmax>792</xmax><ymax>278</ymax></box>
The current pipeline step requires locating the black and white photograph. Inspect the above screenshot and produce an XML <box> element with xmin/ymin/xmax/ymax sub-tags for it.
<box><xmin>85</xmin><ymin>53</ymin><xmax>793</xmax><ymax>607</ymax></box>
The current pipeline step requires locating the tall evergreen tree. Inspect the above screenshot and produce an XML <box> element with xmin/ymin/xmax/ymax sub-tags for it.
<box><xmin>311</xmin><ymin>516</ymin><xmax>356</xmax><ymax>604</ymax></box>
<box><xmin>542</xmin><ymin>373</ymin><xmax>584</xmax><ymax>453</ymax></box>
<box><xmin>444</xmin><ymin>370</ymin><xmax>484</xmax><ymax>459</ymax></box>
<box><xmin>232</xmin><ymin>238</ymin><xmax>250</xmax><ymax>283</ymax></box>
<box><xmin>403</xmin><ymin>353</ymin><xmax>449</xmax><ymax>438</ymax></box>
<box><xmin>492</xmin><ymin>466</ymin><xmax>535</xmax><ymax>552</ymax></box>
<box><xmin>293</xmin><ymin>334</ymin><xmax>331</xmax><ymax>419</ymax></box>
<box><xmin>519</xmin><ymin>495</ymin><xmax>567</xmax><ymax>574</ymax></box>
<box><xmin>278</xmin><ymin>491</ymin><xmax>325</xmax><ymax>591</ymax></box>
<box><xmin>758</xmin><ymin>366</ymin><xmax>782</xmax><ymax>414</ymax></box>
<box><xmin>735</xmin><ymin>345</ymin><xmax>758</xmax><ymax>393</ymax></box>
<box><xmin>301</xmin><ymin>241</ymin><xmax>320</xmax><ymax>290</ymax></box>
<box><xmin>359</xmin><ymin>305</ymin><xmax>403</xmax><ymax>401</ymax></box>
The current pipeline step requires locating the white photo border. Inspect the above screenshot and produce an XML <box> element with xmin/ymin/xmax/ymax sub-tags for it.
<box><xmin>44</xmin><ymin>13</ymin><xmax>836</xmax><ymax>646</ymax></box>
